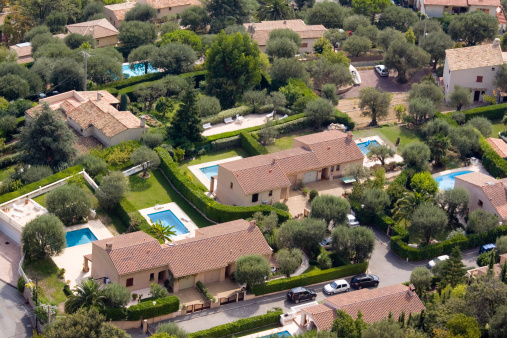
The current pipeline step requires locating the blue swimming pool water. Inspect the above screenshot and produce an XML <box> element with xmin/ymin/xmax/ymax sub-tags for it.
<box><xmin>259</xmin><ymin>330</ymin><xmax>292</xmax><ymax>338</ymax></box>
<box><xmin>357</xmin><ymin>140</ymin><xmax>380</xmax><ymax>155</ymax></box>
<box><xmin>122</xmin><ymin>63</ymin><xmax>159</xmax><ymax>78</ymax></box>
<box><xmin>434</xmin><ymin>170</ymin><xmax>474</xmax><ymax>190</ymax></box>
<box><xmin>148</xmin><ymin>210</ymin><xmax>190</xmax><ymax>236</ymax></box>
<box><xmin>200</xmin><ymin>165</ymin><xmax>218</xmax><ymax>181</ymax></box>
<box><xmin>66</xmin><ymin>228</ymin><xmax>98</xmax><ymax>247</ymax></box>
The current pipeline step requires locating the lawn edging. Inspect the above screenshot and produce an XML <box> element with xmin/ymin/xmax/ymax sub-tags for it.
<box><xmin>250</xmin><ymin>262</ymin><xmax>368</xmax><ymax>296</ymax></box>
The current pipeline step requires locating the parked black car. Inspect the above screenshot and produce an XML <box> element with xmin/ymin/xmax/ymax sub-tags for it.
<box><xmin>350</xmin><ymin>274</ymin><xmax>379</xmax><ymax>289</ymax></box>
<box><xmin>287</xmin><ymin>287</ymin><xmax>317</xmax><ymax>303</ymax></box>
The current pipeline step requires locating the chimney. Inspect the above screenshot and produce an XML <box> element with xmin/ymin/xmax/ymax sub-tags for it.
<box><xmin>347</xmin><ymin>131</ymin><xmax>353</xmax><ymax>140</ymax></box>
<box><xmin>106</xmin><ymin>243</ymin><xmax>112</xmax><ymax>251</ymax></box>
<box><xmin>493</xmin><ymin>38</ymin><xmax>501</xmax><ymax>48</ymax></box>
<box><xmin>97</xmin><ymin>92</ymin><xmax>103</xmax><ymax>101</ymax></box>
<box><xmin>249</xmin><ymin>220</ymin><xmax>257</xmax><ymax>228</ymax></box>
<box><xmin>408</xmin><ymin>284</ymin><xmax>416</xmax><ymax>296</ymax></box>
<box><xmin>140</xmin><ymin>116</ymin><xmax>146</xmax><ymax>128</ymax></box>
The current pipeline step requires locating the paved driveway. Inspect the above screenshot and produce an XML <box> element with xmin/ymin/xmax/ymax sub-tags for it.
<box><xmin>0</xmin><ymin>281</ymin><xmax>34</xmax><ymax>338</ymax></box>
<box><xmin>0</xmin><ymin>232</ymin><xmax>22</xmax><ymax>286</ymax></box>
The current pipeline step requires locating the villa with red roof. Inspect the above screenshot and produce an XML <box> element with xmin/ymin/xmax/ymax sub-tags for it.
<box><xmin>300</xmin><ymin>284</ymin><xmax>425</xmax><ymax>332</ymax></box>
<box><xmin>216</xmin><ymin>130</ymin><xmax>364</xmax><ymax>206</ymax></box>
<box><xmin>87</xmin><ymin>219</ymin><xmax>272</xmax><ymax>292</ymax></box>
<box><xmin>65</xmin><ymin>19</ymin><xmax>119</xmax><ymax>48</ymax></box>
<box><xmin>455</xmin><ymin>171</ymin><xmax>507</xmax><ymax>222</ymax></box>
<box><xmin>25</xmin><ymin>90</ymin><xmax>147</xmax><ymax>147</ymax></box>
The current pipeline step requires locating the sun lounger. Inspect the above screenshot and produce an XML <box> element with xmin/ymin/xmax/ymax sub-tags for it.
<box><xmin>279</xmin><ymin>114</ymin><xmax>288</xmax><ymax>120</ymax></box>
<box><xmin>266</xmin><ymin>111</ymin><xmax>274</xmax><ymax>118</ymax></box>
<box><xmin>203</xmin><ymin>123</ymin><xmax>212</xmax><ymax>129</ymax></box>
<box><xmin>224</xmin><ymin>117</ymin><xmax>233</xmax><ymax>124</ymax></box>
<box><xmin>235</xmin><ymin>114</ymin><xmax>244</xmax><ymax>124</ymax></box>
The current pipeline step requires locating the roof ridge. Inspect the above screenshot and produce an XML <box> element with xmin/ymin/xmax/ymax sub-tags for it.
<box><xmin>171</xmin><ymin>226</ymin><xmax>257</xmax><ymax>246</ymax></box>
<box><xmin>89</xmin><ymin>100</ymin><xmax>131</xmax><ymax>129</ymax></box>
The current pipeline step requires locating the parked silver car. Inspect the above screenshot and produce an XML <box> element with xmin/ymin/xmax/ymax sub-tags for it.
<box><xmin>375</xmin><ymin>65</ymin><xmax>389</xmax><ymax>77</ymax></box>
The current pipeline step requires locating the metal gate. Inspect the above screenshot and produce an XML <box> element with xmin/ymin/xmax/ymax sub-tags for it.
<box><xmin>185</xmin><ymin>301</ymin><xmax>211</xmax><ymax>314</ymax></box>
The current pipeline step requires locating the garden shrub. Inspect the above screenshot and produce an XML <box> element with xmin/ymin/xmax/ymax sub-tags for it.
<box><xmin>279</xmin><ymin>78</ymin><xmax>319</xmax><ymax>113</ymax></box>
<box><xmin>309</xmin><ymin>189</ymin><xmax>318</xmax><ymax>201</ymax></box>
<box><xmin>250</xmin><ymin>262</ymin><xmax>368</xmax><ymax>295</ymax></box>
<box><xmin>434</xmin><ymin>112</ymin><xmax>459</xmax><ymax>127</ymax></box>
<box><xmin>17</xmin><ymin>276</ymin><xmax>25</xmax><ymax>293</ymax></box>
<box><xmin>196</xmin><ymin>281</ymin><xmax>215</xmax><ymax>302</ymax></box>
<box><xmin>209</xmin><ymin>136</ymin><xmax>241</xmax><ymax>151</ymax></box>
<box><xmin>154</xmin><ymin>148</ymin><xmax>291</xmax><ymax>223</ymax></box>
<box><xmin>101</xmin><ymin>306</ymin><xmax>128</xmax><ymax>321</ymax></box>
<box><xmin>239</xmin><ymin>131</ymin><xmax>268</xmax><ymax>156</ymax></box>
<box><xmin>63</xmin><ymin>284</ymin><xmax>71</xmax><ymax>296</ymax></box>
<box><xmin>461</xmin><ymin>103</ymin><xmax>507</xmax><ymax>122</ymax></box>
<box><xmin>0</xmin><ymin>152</ymin><xmax>22</xmax><ymax>169</ymax></box>
<box><xmin>115</xmin><ymin>198</ymin><xmax>151</xmax><ymax>234</ymax></box>
<box><xmin>126</xmin><ymin>295</ymin><xmax>179</xmax><ymax>321</ymax></box>
<box><xmin>189</xmin><ymin>310</ymin><xmax>283</xmax><ymax>338</ymax></box>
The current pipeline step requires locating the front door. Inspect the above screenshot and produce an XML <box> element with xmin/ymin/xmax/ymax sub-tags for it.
<box><xmin>474</xmin><ymin>90</ymin><xmax>481</xmax><ymax>101</ymax></box>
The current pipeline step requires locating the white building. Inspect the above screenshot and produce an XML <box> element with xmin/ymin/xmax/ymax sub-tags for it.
<box><xmin>415</xmin><ymin>0</ymin><xmax>502</xmax><ymax>18</ymax></box>
<box><xmin>442</xmin><ymin>39</ymin><xmax>505</xmax><ymax>102</ymax></box>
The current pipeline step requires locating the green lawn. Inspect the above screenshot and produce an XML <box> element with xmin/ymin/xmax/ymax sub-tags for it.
<box><xmin>125</xmin><ymin>170</ymin><xmax>212</xmax><ymax>228</ymax></box>
<box><xmin>24</xmin><ymin>258</ymin><xmax>67</xmax><ymax>306</ymax></box>
<box><xmin>491</xmin><ymin>119</ymin><xmax>505</xmax><ymax>137</ymax></box>
<box><xmin>378</xmin><ymin>126</ymin><xmax>423</xmax><ymax>152</ymax></box>
<box><xmin>265</xmin><ymin>130</ymin><xmax>312</xmax><ymax>153</ymax></box>
<box><xmin>32</xmin><ymin>183</ymin><xmax>99</xmax><ymax>210</ymax></box>
<box><xmin>178</xmin><ymin>148</ymin><xmax>249</xmax><ymax>186</ymax></box>
<box><xmin>0</xmin><ymin>165</ymin><xmax>15</xmax><ymax>181</ymax></box>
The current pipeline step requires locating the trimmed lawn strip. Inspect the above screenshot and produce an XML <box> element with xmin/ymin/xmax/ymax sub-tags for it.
<box><xmin>265</xmin><ymin>130</ymin><xmax>312</xmax><ymax>153</ymax></box>
<box><xmin>125</xmin><ymin>170</ymin><xmax>212</xmax><ymax>228</ymax></box>
<box><xmin>24</xmin><ymin>258</ymin><xmax>67</xmax><ymax>306</ymax></box>
<box><xmin>491</xmin><ymin>119</ymin><xmax>505</xmax><ymax>138</ymax></box>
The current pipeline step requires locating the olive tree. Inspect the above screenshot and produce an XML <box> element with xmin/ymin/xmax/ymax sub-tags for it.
<box><xmin>305</xmin><ymin>98</ymin><xmax>334</xmax><ymax>130</ymax></box>
<box><xmin>449</xmin><ymin>85</ymin><xmax>473</xmax><ymax>111</ymax></box>
<box><xmin>196</xmin><ymin>95</ymin><xmax>221</xmax><ymax>117</ymax></box>
<box><xmin>46</xmin><ymin>185</ymin><xmax>91</xmax><ymax>225</ymax></box>
<box><xmin>22</xmin><ymin>214</ymin><xmax>66</xmax><ymax>260</ymax></box>
<box><xmin>384</xmin><ymin>40</ymin><xmax>430</xmax><ymax>83</ymax></box>
<box><xmin>234</xmin><ymin>254</ymin><xmax>271</xmax><ymax>288</ymax></box>
<box><xmin>466</xmin><ymin>116</ymin><xmax>492</xmax><ymax>138</ymax></box>
<box><xmin>276</xmin><ymin>218</ymin><xmax>327</xmax><ymax>250</ymax></box>
<box><xmin>130</xmin><ymin>146</ymin><xmax>161</xmax><ymax>178</ymax></box>
<box><xmin>359</xmin><ymin>87</ymin><xmax>392</xmax><ymax>126</ymax></box>
<box><xmin>401</xmin><ymin>141</ymin><xmax>431</xmax><ymax>172</ymax></box>
<box><xmin>436</xmin><ymin>187</ymin><xmax>469</xmax><ymax>224</ymax></box>
<box><xmin>367</xmin><ymin>144</ymin><xmax>395</xmax><ymax>165</ymax></box>
<box><xmin>410</xmin><ymin>203</ymin><xmax>448</xmax><ymax>244</ymax></box>
<box><xmin>96</xmin><ymin>171</ymin><xmax>129</xmax><ymax>210</ymax></box>
<box><xmin>467</xmin><ymin>210</ymin><xmax>499</xmax><ymax>233</ymax></box>
<box><xmin>276</xmin><ymin>248</ymin><xmax>303</xmax><ymax>277</ymax></box>
<box><xmin>410</xmin><ymin>267</ymin><xmax>432</xmax><ymax>295</ymax></box>
<box><xmin>310</xmin><ymin>195</ymin><xmax>350</xmax><ymax>225</ymax></box>
<box><xmin>342</xmin><ymin>35</ymin><xmax>371</xmax><ymax>57</ymax></box>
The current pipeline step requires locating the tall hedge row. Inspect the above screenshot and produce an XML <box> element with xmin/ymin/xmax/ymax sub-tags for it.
<box><xmin>462</xmin><ymin>103</ymin><xmax>507</xmax><ymax>121</ymax></box>
<box><xmin>390</xmin><ymin>224</ymin><xmax>507</xmax><ymax>261</ymax></box>
<box><xmin>239</xmin><ymin>131</ymin><xmax>268</xmax><ymax>156</ymax></box>
<box><xmin>250</xmin><ymin>262</ymin><xmax>368</xmax><ymax>296</ymax></box>
<box><xmin>154</xmin><ymin>147</ymin><xmax>291</xmax><ymax>223</ymax></box>
<box><xmin>189</xmin><ymin>310</ymin><xmax>283</xmax><ymax>338</ymax></box>
<box><xmin>126</xmin><ymin>296</ymin><xmax>179</xmax><ymax>321</ymax></box>
<box><xmin>479</xmin><ymin>137</ymin><xmax>507</xmax><ymax>178</ymax></box>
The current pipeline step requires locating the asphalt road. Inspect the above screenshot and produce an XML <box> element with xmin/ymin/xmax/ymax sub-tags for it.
<box><xmin>128</xmin><ymin>226</ymin><xmax>479</xmax><ymax>337</ymax></box>
<box><xmin>0</xmin><ymin>281</ymin><xmax>35</xmax><ymax>338</ymax></box>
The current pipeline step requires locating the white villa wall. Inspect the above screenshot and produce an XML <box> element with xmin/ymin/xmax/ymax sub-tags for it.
<box><xmin>443</xmin><ymin>63</ymin><xmax>500</xmax><ymax>100</ymax></box>
<box><xmin>422</xmin><ymin>4</ymin><xmax>445</xmax><ymax>17</ymax></box>
<box><xmin>469</xmin><ymin>5</ymin><xmax>497</xmax><ymax>16</ymax></box>
<box><xmin>454</xmin><ymin>179</ymin><xmax>504</xmax><ymax>222</ymax></box>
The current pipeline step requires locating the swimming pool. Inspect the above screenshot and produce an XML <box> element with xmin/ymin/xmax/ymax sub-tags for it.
<box><xmin>66</xmin><ymin>228</ymin><xmax>98</xmax><ymax>247</ymax></box>
<box><xmin>148</xmin><ymin>209</ymin><xmax>190</xmax><ymax>236</ymax></box>
<box><xmin>434</xmin><ymin>170</ymin><xmax>474</xmax><ymax>190</ymax></box>
<box><xmin>357</xmin><ymin>140</ymin><xmax>380</xmax><ymax>155</ymax></box>
<box><xmin>259</xmin><ymin>330</ymin><xmax>292</xmax><ymax>338</ymax></box>
<box><xmin>122</xmin><ymin>63</ymin><xmax>159</xmax><ymax>78</ymax></box>
<box><xmin>200</xmin><ymin>165</ymin><xmax>218</xmax><ymax>181</ymax></box>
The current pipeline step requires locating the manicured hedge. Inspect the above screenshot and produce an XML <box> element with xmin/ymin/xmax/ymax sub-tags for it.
<box><xmin>94</xmin><ymin>72</ymin><xmax>166</xmax><ymax>91</ymax></box>
<box><xmin>390</xmin><ymin>224</ymin><xmax>507</xmax><ymax>261</ymax></box>
<box><xmin>126</xmin><ymin>295</ymin><xmax>180</xmax><ymax>321</ymax></box>
<box><xmin>202</xmin><ymin>106</ymin><xmax>253</xmax><ymax>125</ymax></box>
<box><xmin>196</xmin><ymin>281</ymin><xmax>215</xmax><ymax>302</ymax></box>
<box><xmin>114</xmin><ymin>197</ymin><xmax>152</xmax><ymax>236</ymax></box>
<box><xmin>479</xmin><ymin>136</ymin><xmax>507</xmax><ymax>178</ymax></box>
<box><xmin>102</xmin><ymin>306</ymin><xmax>127</xmax><ymax>321</ymax></box>
<box><xmin>0</xmin><ymin>165</ymin><xmax>84</xmax><ymax>204</ymax></box>
<box><xmin>239</xmin><ymin>131</ymin><xmax>268</xmax><ymax>156</ymax></box>
<box><xmin>250</xmin><ymin>262</ymin><xmax>368</xmax><ymax>296</ymax></box>
<box><xmin>374</xmin><ymin>213</ymin><xmax>396</xmax><ymax>234</ymax></box>
<box><xmin>189</xmin><ymin>310</ymin><xmax>283</xmax><ymax>338</ymax></box>
<box><xmin>210</xmin><ymin>136</ymin><xmax>241</xmax><ymax>151</ymax></box>
<box><xmin>0</xmin><ymin>152</ymin><xmax>22</xmax><ymax>170</ymax></box>
<box><xmin>462</xmin><ymin>103</ymin><xmax>507</xmax><ymax>121</ymax></box>
<box><xmin>155</xmin><ymin>148</ymin><xmax>291</xmax><ymax>223</ymax></box>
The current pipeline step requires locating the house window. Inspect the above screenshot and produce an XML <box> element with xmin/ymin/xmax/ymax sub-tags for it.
<box><xmin>126</xmin><ymin>278</ymin><xmax>134</xmax><ymax>287</ymax></box>
<box><xmin>150</xmin><ymin>273</ymin><xmax>154</xmax><ymax>281</ymax></box>
<box><xmin>230</xmin><ymin>182</ymin><xmax>233</xmax><ymax>189</ymax></box>
<box><xmin>269</xmin><ymin>190</ymin><xmax>273</xmax><ymax>196</ymax></box>
<box><xmin>477</xmin><ymin>76</ymin><xmax>483</xmax><ymax>83</ymax></box>
<box><xmin>478</xmin><ymin>200</ymin><xmax>483</xmax><ymax>207</ymax></box>
<box><xmin>330</xmin><ymin>166</ymin><xmax>335</xmax><ymax>172</ymax></box>
<box><xmin>336</xmin><ymin>165</ymin><xmax>340</xmax><ymax>171</ymax></box>
<box><xmin>169</xmin><ymin>7</ymin><xmax>172</xmax><ymax>10</ymax></box>
<box><xmin>492</xmin><ymin>68</ymin><xmax>496</xmax><ymax>71</ymax></box>
<box><xmin>252</xmin><ymin>193</ymin><xmax>259</xmax><ymax>202</ymax></box>
<box><xmin>301</xmin><ymin>43</ymin><xmax>308</xmax><ymax>47</ymax></box>
<box><xmin>157</xmin><ymin>9</ymin><xmax>161</xmax><ymax>13</ymax></box>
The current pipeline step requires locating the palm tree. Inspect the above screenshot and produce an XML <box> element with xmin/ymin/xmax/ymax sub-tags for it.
<box><xmin>392</xmin><ymin>191</ymin><xmax>433</xmax><ymax>226</ymax></box>
<box><xmin>64</xmin><ymin>279</ymin><xmax>106</xmax><ymax>314</ymax></box>
<box><xmin>257</xmin><ymin>0</ymin><xmax>295</xmax><ymax>21</ymax></box>
<box><xmin>428</xmin><ymin>133</ymin><xmax>450</xmax><ymax>166</ymax></box>
<box><xmin>148</xmin><ymin>220</ymin><xmax>176</xmax><ymax>243</ymax></box>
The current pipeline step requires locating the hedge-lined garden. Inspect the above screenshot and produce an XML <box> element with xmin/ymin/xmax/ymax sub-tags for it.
<box><xmin>188</xmin><ymin>310</ymin><xmax>283</xmax><ymax>338</ymax></box>
<box><xmin>250</xmin><ymin>261</ymin><xmax>368</xmax><ymax>296</ymax></box>
<box><xmin>102</xmin><ymin>295</ymin><xmax>180</xmax><ymax>321</ymax></box>
<box><xmin>239</xmin><ymin>131</ymin><xmax>268</xmax><ymax>156</ymax></box>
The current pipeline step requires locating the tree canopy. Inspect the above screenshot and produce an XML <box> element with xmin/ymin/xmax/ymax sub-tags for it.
<box><xmin>22</xmin><ymin>214</ymin><xmax>66</xmax><ymax>261</ymax></box>
<box><xmin>234</xmin><ymin>254</ymin><xmax>271</xmax><ymax>288</ymax></box>
<box><xmin>310</xmin><ymin>194</ymin><xmax>351</xmax><ymax>225</ymax></box>
<box><xmin>359</xmin><ymin>87</ymin><xmax>392</xmax><ymax>126</ymax></box>
<box><xmin>448</xmin><ymin>11</ymin><xmax>497</xmax><ymax>46</ymax></box>
<box><xmin>384</xmin><ymin>40</ymin><xmax>430</xmax><ymax>83</ymax></box>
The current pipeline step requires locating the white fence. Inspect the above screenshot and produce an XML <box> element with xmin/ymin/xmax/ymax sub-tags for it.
<box><xmin>122</xmin><ymin>162</ymin><xmax>150</xmax><ymax>176</ymax></box>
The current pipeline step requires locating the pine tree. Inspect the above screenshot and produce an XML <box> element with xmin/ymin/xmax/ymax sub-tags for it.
<box><xmin>119</xmin><ymin>93</ymin><xmax>128</xmax><ymax>111</ymax></box>
<box><xmin>440</xmin><ymin>246</ymin><xmax>467</xmax><ymax>287</ymax></box>
<box><xmin>168</xmin><ymin>84</ymin><xmax>203</xmax><ymax>147</ymax></box>
<box><xmin>501</xmin><ymin>261</ymin><xmax>507</xmax><ymax>283</ymax></box>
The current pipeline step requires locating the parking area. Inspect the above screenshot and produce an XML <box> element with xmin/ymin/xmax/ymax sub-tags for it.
<box><xmin>0</xmin><ymin>280</ymin><xmax>34</xmax><ymax>338</ymax></box>
<box><xmin>341</xmin><ymin>68</ymin><xmax>432</xmax><ymax>99</ymax></box>
<box><xmin>0</xmin><ymin>232</ymin><xmax>21</xmax><ymax>286</ymax></box>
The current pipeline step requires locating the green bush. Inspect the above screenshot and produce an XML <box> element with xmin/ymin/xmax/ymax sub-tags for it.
<box><xmin>461</xmin><ymin>103</ymin><xmax>507</xmax><ymax>122</ymax></box>
<box><xmin>101</xmin><ymin>306</ymin><xmax>128</xmax><ymax>321</ymax></box>
<box><xmin>126</xmin><ymin>295</ymin><xmax>179</xmax><ymax>321</ymax></box>
<box><xmin>434</xmin><ymin>112</ymin><xmax>459</xmax><ymax>127</ymax></box>
<box><xmin>250</xmin><ymin>262</ymin><xmax>368</xmax><ymax>295</ymax></box>
<box><xmin>63</xmin><ymin>284</ymin><xmax>71</xmax><ymax>296</ymax></box>
<box><xmin>154</xmin><ymin>148</ymin><xmax>291</xmax><ymax>223</ymax></box>
<box><xmin>374</xmin><ymin>213</ymin><xmax>396</xmax><ymax>234</ymax></box>
<box><xmin>279</xmin><ymin>78</ymin><xmax>319</xmax><ymax>113</ymax></box>
<box><xmin>209</xmin><ymin>136</ymin><xmax>241</xmax><ymax>151</ymax></box>
<box><xmin>239</xmin><ymin>131</ymin><xmax>268</xmax><ymax>156</ymax></box>
<box><xmin>309</xmin><ymin>189</ymin><xmax>318</xmax><ymax>201</ymax></box>
<box><xmin>114</xmin><ymin>197</ymin><xmax>152</xmax><ymax>234</ymax></box>
<box><xmin>17</xmin><ymin>277</ymin><xmax>25</xmax><ymax>293</ymax></box>
<box><xmin>196</xmin><ymin>281</ymin><xmax>215</xmax><ymax>302</ymax></box>
<box><xmin>189</xmin><ymin>310</ymin><xmax>283</xmax><ymax>338</ymax></box>
<box><xmin>479</xmin><ymin>137</ymin><xmax>507</xmax><ymax>178</ymax></box>
<box><xmin>0</xmin><ymin>152</ymin><xmax>21</xmax><ymax>169</ymax></box>
<box><xmin>389</xmin><ymin>224</ymin><xmax>507</xmax><ymax>260</ymax></box>
<box><xmin>0</xmin><ymin>165</ymin><xmax>84</xmax><ymax>204</ymax></box>
<box><xmin>201</xmin><ymin>106</ymin><xmax>253</xmax><ymax>125</ymax></box>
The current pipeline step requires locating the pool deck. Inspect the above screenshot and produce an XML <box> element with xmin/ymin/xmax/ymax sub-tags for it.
<box><xmin>355</xmin><ymin>136</ymin><xmax>403</xmax><ymax>167</ymax></box>
<box><xmin>432</xmin><ymin>159</ymin><xmax>489</xmax><ymax>179</ymax></box>
<box><xmin>138</xmin><ymin>202</ymin><xmax>199</xmax><ymax>242</ymax></box>
<box><xmin>188</xmin><ymin>156</ymin><xmax>243</xmax><ymax>191</ymax></box>
<box><xmin>52</xmin><ymin>220</ymin><xmax>113</xmax><ymax>288</ymax></box>
<box><xmin>202</xmin><ymin>113</ymin><xmax>284</xmax><ymax>137</ymax></box>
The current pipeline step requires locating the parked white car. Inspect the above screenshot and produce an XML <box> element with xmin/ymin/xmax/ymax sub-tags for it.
<box><xmin>324</xmin><ymin>279</ymin><xmax>350</xmax><ymax>294</ymax></box>
<box><xmin>320</xmin><ymin>237</ymin><xmax>332</xmax><ymax>250</ymax></box>
<box><xmin>427</xmin><ymin>255</ymin><xmax>449</xmax><ymax>269</ymax></box>
<box><xmin>347</xmin><ymin>214</ymin><xmax>360</xmax><ymax>227</ymax></box>
<box><xmin>375</xmin><ymin>65</ymin><xmax>389</xmax><ymax>77</ymax></box>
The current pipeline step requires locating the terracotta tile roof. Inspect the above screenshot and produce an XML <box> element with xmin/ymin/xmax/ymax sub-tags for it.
<box><xmin>164</xmin><ymin>221</ymin><xmax>272</xmax><ymax>278</ymax></box>
<box><xmin>66</xmin><ymin>18</ymin><xmax>119</xmax><ymax>39</ymax></box>
<box><xmin>194</xmin><ymin>219</ymin><xmax>253</xmax><ymax>237</ymax></box>
<box><xmin>445</xmin><ymin>43</ymin><xmax>504</xmax><ymax>71</ymax></box>
<box><xmin>325</xmin><ymin>284</ymin><xmax>425</xmax><ymax>324</ymax></box>
<box><xmin>424</xmin><ymin>0</ymin><xmax>468</xmax><ymax>5</ymax></box>
<box><xmin>104</xmin><ymin>2</ymin><xmax>137</xmax><ymax>21</ymax></box>
<box><xmin>219</xmin><ymin>130</ymin><xmax>363</xmax><ymax>194</ymax></box>
<box><xmin>487</xmin><ymin>138</ymin><xmax>507</xmax><ymax>158</ymax></box>
<box><xmin>302</xmin><ymin>304</ymin><xmax>337</xmax><ymax>331</ymax></box>
<box><xmin>93</xmin><ymin>231</ymin><xmax>158</xmax><ymax>250</ymax></box>
<box><xmin>84</xmin><ymin>253</ymin><xmax>92</xmax><ymax>262</ymax></box>
<box><xmin>468</xmin><ymin>0</ymin><xmax>500</xmax><ymax>5</ymax></box>
<box><xmin>9</xmin><ymin>43</ymin><xmax>31</xmax><ymax>58</ymax></box>
<box><xmin>497</xmin><ymin>6</ymin><xmax>507</xmax><ymax>25</ymax></box>
<box><xmin>141</xmin><ymin>0</ymin><xmax>201</xmax><ymax>9</ymax></box>
<box><xmin>244</xmin><ymin>19</ymin><xmax>326</xmax><ymax>46</ymax></box>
